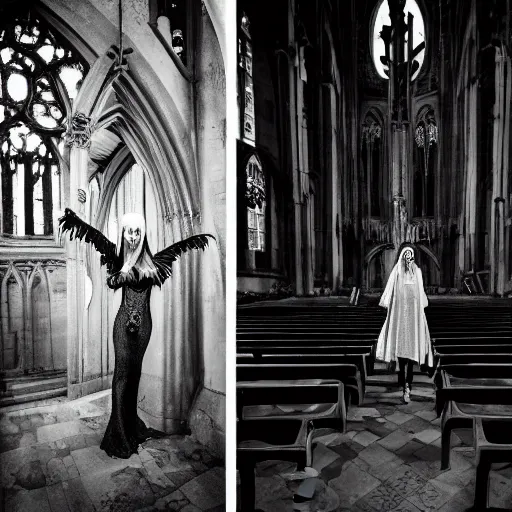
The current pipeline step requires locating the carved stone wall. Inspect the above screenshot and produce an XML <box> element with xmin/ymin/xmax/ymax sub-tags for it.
<box><xmin>0</xmin><ymin>259</ymin><xmax>67</xmax><ymax>373</ymax></box>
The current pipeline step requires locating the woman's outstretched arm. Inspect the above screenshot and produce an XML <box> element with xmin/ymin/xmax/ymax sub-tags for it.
<box><xmin>59</xmin><ymin>208</ymin><xmax>119</xmax><ymax>273</ymax></box>
<box><xmin>152</xmin><ymin>234</ymin><xmax>215</xmax><ymax>285</ymax></box>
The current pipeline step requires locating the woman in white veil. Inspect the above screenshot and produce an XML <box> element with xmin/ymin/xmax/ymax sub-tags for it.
<box><xmin>376</xmin><ymin>244</ymin><xmax>433</xmax><ymax>403</ymax></box>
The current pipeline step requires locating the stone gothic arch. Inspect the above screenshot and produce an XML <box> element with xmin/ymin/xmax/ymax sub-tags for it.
<box><xmin>1</xmin><ymin>264</ymin><xmax>25</xmax><ymax>372</ymax></box>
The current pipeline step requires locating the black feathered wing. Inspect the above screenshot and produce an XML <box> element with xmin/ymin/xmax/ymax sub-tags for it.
<box><xmin>152</xmin><ymin>234</ymin><xmax>215</xmax><ymax>285</ymax></box>
<box><xmin>59</xmin><ymin>208</ymin><xmax>119</xmax><ymax>273</ymax></box>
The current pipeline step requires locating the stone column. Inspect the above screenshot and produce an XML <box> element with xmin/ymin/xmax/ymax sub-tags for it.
<box><xmin>301</xmin><ymin>105</ymin><xmax>314</xmax><ymax>295</ymax></box>
<box><xmin>502</xmin><ymin>55</ymin><xmax>511</xmax><ymax>292</ymax></box>
<box><xmin>390</xmin><ymin>125</ymin><xmax>408</xmax><ymax>261</ymax></box>
<box><xmin>65</xmin><ymin>113</ymin><xmax>92</xmax><ymax>398</ymax></box>
<box><xmin>492</xmin><ymin>50</ymin><xmax>511</xmax><ymax>295</ymax></box>
<box><xmin>288</xmin><ymin>8</ymin><xmax>304</xmax><ymax>296</ymax></box>
<box><xmin>323</xmin><ymin>83</ymin><xmax>342</xmax><ymax>291</ymax></box>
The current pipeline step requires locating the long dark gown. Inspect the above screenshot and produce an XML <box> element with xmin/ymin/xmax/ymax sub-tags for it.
<box><xmin>100</xmin><ymin>275</ymin><xmax>156</xmax><ymax>458</ymax></box>
<box><xmin>57</xmin><ymin>208</ymin><xmax>214</xmax><ymax>459</ymax></box>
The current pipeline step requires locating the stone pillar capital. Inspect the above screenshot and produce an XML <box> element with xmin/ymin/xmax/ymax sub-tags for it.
<box><xmin>65</xmin><ymin>113</ymin><xmax>92</xmax><ymax>150</ymax></box>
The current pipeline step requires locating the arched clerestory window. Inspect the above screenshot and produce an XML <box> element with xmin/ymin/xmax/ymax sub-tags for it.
<box><xmin>245</xmin><ymin>154</ymin><xmax>265</xmax><ymax>251</ymax></box>
<box><xmin>413</xmin><ymin>106</ymin><xmax>438</xmax><ymax>217</ymax></box>
<box><xmin>0</xmin><ymin>8</ymin><xmax>87</xmax><ymax>236</ymax></box>
<box><xmin>361</xmin><ymin>110</ymin><xmax>383</xmax><ymax>217</ymax></box>
<box><xmin>238</xmin><ymin>12</ymin><xmax>255</xmax><ymax>144</ymax></box>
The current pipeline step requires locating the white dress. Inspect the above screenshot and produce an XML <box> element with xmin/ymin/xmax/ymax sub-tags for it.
<box><xmin>375</xmin><ymin>256</ymin><xmax>433</xmax><ymax>366</ymax></box>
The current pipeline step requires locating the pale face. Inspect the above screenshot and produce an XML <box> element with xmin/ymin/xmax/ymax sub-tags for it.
<box><xmin>123</xmin><ymin>222</ymin><xmax>141</xmax><ymax>251</ymax></box>
<box><xmin>403</xmin><ymin>249</ymin><xmax>414</xmax><ymax>269</ymax></box>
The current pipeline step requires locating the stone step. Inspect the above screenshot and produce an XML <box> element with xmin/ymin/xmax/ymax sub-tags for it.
<box><xmin>1</xmin><ymin>369</ymin><xmax>66</xmax><ymax>384</ymax></box>
<box><xmin>3</xmin><ymin>376</ymin><xmax>68</xmax><ymax>396</ymax></box>
<box><xmin>0</xmin><ymin>386</ymin><xmax>67</xmax><ymax>407</ymax></box>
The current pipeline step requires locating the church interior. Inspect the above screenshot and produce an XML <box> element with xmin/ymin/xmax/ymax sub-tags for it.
<box><xmin>236</xmin><ymin>0</ymin><xmax>512</xmax><ymax>510</ymax></box>
<box><xmin>0</xmin><ymin>0</ymin><xmax>226</xmax><ymax>510</ymax></box>
<box><xmin>236</xmin><ymin>0</ymin><xmax>512</xmax><ymax>299</ymax></box>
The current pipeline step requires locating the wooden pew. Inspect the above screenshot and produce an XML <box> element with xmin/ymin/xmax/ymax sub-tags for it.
<box><xmin>435</xmin><ymin>364</ymin><xmax>512</xmax><ymax>470</ymax></box>
<box><xmin>237</xmin><ymin>362</ymin><xmax>363</xmax><ymax>410</ymax></box>
<box><xmin>238</xmin><ymin>417</ymin><xmax>314</xmax><ymax>512</ymax></box>
<box><xmin>237</xmin><ymin>379</ymin><xmax>343</xmax><ymax>511</ymax></box>
<box><xmin>238</xmin><ymin>338</ymin><xmax>376</xmax><ymax>371</ymax></box>
<box><xmin>434</xmin><ymin>344</ymin><xmax>512</xmax><ymax>355</ymax></box>
<box><xmin>433</xmin><ymin>336</ymin><xmax>512</xmax><ymax>348</ymax></box>
<box><xmin>237</xmin><ymin>354</ymin><xmax>368</xmax><ymax>396</ymax></box>
<box><xmin>437</xmin><ymin>354</ymin><xmax>512</xmax><ymax>366</ymax></box>
<box><xmin>238</xmin><ymin>346</ymin><xmax>372</xmax><ymax>356</ymax></box>
<box><xmin>238</xmin><ymin>345</ymin><xmax>374</xmax><ymax>376</ymax></box>
<box><xmin>473</xmin><ymin>417</ymin><xmax>512</xmax><ymax>510</ymax></box>
<box><xmin>237</xmin><ymin>379</ymin><xmax>345</xmax><ymax>432</ymax></box>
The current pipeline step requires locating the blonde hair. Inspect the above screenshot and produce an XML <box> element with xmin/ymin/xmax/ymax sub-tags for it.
<box><xmin>116</xmin><ymin>213</ymin><xmax>161</xmax><ymax>284</ymax></box>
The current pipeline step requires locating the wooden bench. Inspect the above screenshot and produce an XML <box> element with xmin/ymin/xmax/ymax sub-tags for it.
<box><xmin>237</xmin><ymin>354</ymin><xmax>368</xmax><ymax>396</ymax></box>
<box><xmin>238</xmin><ymin>346</ymin><xmax>372</xmax><ymax>356</ymax></box>
<box><xmin>237</xmin><ymin>379</ymin><xmax>343</xmax><ymax>511</ymax></box>
<box><xmin>238</xmin><ymin>345</ymin><xmax>374</xmax><ymax>375</ymax></box>
<box><xmin>434</xmin><ymin>344</ymin><xmax>512</xmax><ymax>356</ymax></box>
<box><xmin>433</xmin><ymin>336</ymin><xmax>512</xmax><ymax>350</ymax></box>
<box><xmin>237</xmin><ymin>329</ymin><xmax>381</xmax><ymax>339</ymax></box>
<box><xmin>473</xmin><ymin>417</ymin><xmax>512</xmax><ymax>510</ymax></box>
<box><xmin>435</xmin><ymin>364</ymin><xmax>512</xmax><ymax>469</ymax></box>
<box><xmin>237</xmin><ymin>379</ymin><xmax>345</xmax><ymax>432</ymax></box>
<box><xmin>237</xmin><ymin>362</ymin><xmax>363</xmax><ymax>409</ymax></box>
<box><xmin>436</xmin><ymin>354</ymin><xmax>512</xmax><ymax>366</ymax></box>
<box><xmin>238</xmin><ymin>417</ymin><xmax>314</xmax><ymax>512</ymax></box>
<box><xmin>238</xmin><ymin>339</ymin><xmax>376</xmax><ymax>373</ymax></box>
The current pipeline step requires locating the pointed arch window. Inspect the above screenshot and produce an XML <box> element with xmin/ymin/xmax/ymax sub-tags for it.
<box><xmin>361</xmin><ymin>111</ymin><xmax>383</xmax><ymax>217</ymax></box>
<box><xmin>0</xmin><ymin>8</ymin><xmax>87</xmax><ymax>236</ymax></box>
<box><xmin>245</xmin><ymin>154</ymin><xmax>265</xmax><ymax>251</ymax></box>
<box><xmin>413</xmin><ymin>106</ymin><xmax>438</xmax><ymax>217</ymax></box>
<box><xmin>372</xmin><ymin>0</ymin><xmax>425</xmax><ymax>81</ymax></box>
<box><xmin>238</xmin><ymin>12</ymin><xmax>255</xmax><ymax>144</ymax></box>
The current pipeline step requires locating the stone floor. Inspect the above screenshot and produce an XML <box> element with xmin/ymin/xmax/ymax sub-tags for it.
<box><xmin>242</xmin><ymin>376</ymin><xmax>512</xmax><ymax>511</ymax></box>
<box><xmin>0</xmin><ymin>390</ymin><xmax>225</xmax><ymax>511</ymax></box>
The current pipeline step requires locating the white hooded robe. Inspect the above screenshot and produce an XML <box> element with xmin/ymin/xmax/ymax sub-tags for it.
<box><xmin>375</xmin><ymin>248</ymin><xmax>434</xmax><ymax>367</ymax></box>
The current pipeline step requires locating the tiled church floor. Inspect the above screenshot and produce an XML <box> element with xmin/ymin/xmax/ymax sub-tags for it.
<box><xmin>243</xmin><ymin>378</ymin><xmax>512</xmax><ymax>512</ymax></box>
<box><xmin>0</xmin><ymin>390</ymin><xmax>225</xmax><ymax>512</ymax></box>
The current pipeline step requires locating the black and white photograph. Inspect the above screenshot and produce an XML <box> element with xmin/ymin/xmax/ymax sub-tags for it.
<box><xmin>0</xmin><ymin>0</ymin><xmax>226</xmax><ymax>510</ymax></box>
<box><xmin>235</xmin><ymin>1</ymin><xmax>512</xmax><ymax>511</ymax></box>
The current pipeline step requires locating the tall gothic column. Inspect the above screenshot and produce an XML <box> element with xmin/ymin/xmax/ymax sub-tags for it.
<box><xmin>382</xmin><ymin>3</ymin><xmax>421</xmax><ymax>270</ymax></box>
<box><xmin>323</xmin><ymin>83</ymin><xmax>343</xmax><ymax>290</ymax></box>
<box><xmin>388</xmin><ymin>5</ymin><xmax>411</xmax><ymax>261</ymax></box>
<box><xmin>288</xmin><ymin>5</ymin><xmax>304</xmax><ymax>296</ymax></box>
<box><xmin>65</xmin><ymin>113</ymin><xmax>92</xmax><ymax>398</ymax></box>
<box><xmin>301</xmin><ymin>103</ymin><xmax>314</xmax><ymax>295</ymax></box>
<box><xmin>491</xmin><ymin>46</ymin><xmax>511</xmax><ymax>295</ymax></box>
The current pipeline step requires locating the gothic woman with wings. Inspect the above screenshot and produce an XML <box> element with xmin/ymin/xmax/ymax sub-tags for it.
<box><xmin>59</xmin><ymin>208</ymin><xmax>215</xmax><ymax>459</ymax></box>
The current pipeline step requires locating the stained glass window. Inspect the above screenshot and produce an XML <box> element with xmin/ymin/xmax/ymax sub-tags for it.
<box><xmin>361</xmin><ymin>112</ymin><xmax>383</xmax><ymax>217</ymax></box>
<box><xmin>413</xmin><ymin>107</ymin><xmax>437</xmax><ymax>217</ymax></box>
<box><xmin>238</xmin><ymin>13</ymin><xmax>255</xmax><ymax>144</ymax></box>
<box><xmin>0</xmin><ymin>8</ymin><xmax>87</xmax><ymax>236</ymax></box>
<box><xmin>246</xmin><ymin>155</ymin><xmax>265</xmax><ymax>251</ymax></box>
<box><xmin>372</xmin><ymin>0</ymin><xmax>425</xmax><ymax>81</ymax></box>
